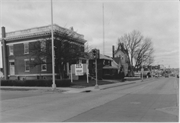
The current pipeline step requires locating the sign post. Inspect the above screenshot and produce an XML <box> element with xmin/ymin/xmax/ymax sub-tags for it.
<box><xmin>86</xmin><ymin>60</ymin><xmax>89</xmax><ymax>83</ymax></box>
<box><xmin>71</xmin><ymin>65</ymin><xmax>73</xmax><ymax>83</ymax></box>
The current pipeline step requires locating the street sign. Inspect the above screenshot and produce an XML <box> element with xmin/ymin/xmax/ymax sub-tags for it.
<box><xmin>75</xmin><ymin>64</ymin><xmax>83</xmax><ymax>76</ymax></box>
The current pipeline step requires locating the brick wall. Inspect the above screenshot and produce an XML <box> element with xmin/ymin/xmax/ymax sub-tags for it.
<box><xmin>7</xmin><ymin>41</ymin><xmax>52</xmax><ymax>78</ymax></box>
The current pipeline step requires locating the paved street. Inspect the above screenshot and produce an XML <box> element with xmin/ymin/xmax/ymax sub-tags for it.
<box><xmin>1</xmin><ymin>89</ymin><xmax>48</xmax><ymax>100</ymax></box>
<box><xmin>0</xmin><ymin>77</ymin><xmax>178</xmax><ymax>122</ymax></box>
<box><xmin>66</xmin><ymin>77</ymin><xmax>179</xmax><ymax>122</ymax></box>
<box><xmin>0</xmin><ymin>88</ymin><xmax>65</xmax><ymax>100</ymax></box>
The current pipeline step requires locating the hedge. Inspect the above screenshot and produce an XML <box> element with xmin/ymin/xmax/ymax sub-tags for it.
<box><xmin>0</xmin><ymin>79</ymin><xmax>71</xmax><ymax>87</ymax></box>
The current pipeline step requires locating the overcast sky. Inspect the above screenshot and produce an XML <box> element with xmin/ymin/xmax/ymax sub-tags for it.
<box><xmin>0</xmin><ymin>0</ymin><xmax>179</xmax><ymax>68</ymax></box>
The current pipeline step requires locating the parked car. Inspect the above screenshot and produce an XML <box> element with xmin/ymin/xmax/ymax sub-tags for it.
<box><xmin>165</xmin><ymin>73</ymin><xmax>169</xmax><ymax>78</ymax></box>
<box><xmin>170</xmin><ymin>73</ymin><xmax>175</xmax><ymax>77</ymax></box>
<box><xmin>141</xmin><ymin>70</ymin><xmax>151</xmax><ymax>78</ymax></box>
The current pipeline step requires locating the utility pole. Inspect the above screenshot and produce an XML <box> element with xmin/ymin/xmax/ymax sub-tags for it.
<box><xmin>141</xmin><ymin>65</ymin><xmax>144</xmax><ymax>82</ymax></box>
<box><xmin>102</xmin><ymin>3</ymin><xmax>105</xmax><ymax>55</ymax></box>
<box><xmin>51</xmin><ymin>0</ymin><xmax>56</xmax><ymax>90</ymax></box>
<box><xmin>141</xmin><ymin>56</ymin><xmax>144</xmax><ymax>82</ymax></box>
<box><xmin>1</xmin><ymin>27</ymin><xmax>8</xmax><ymax>80</ymax></box>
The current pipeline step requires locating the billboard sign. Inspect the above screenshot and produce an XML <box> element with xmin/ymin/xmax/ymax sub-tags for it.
<box><xmin>75</xmin><ymin>64</ymin><xmax>83</xmax><ymax>76</ymax></box>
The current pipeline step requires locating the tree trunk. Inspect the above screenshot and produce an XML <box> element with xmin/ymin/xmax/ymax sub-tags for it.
<box><xmin>59</xmin><ymin>63</ymin><xmax>64</xmax><ymax>80</ymax></box>
<box><xmin>128</xmin><ymin>65</ymin><xmax>134</xmax><ymax>77</ymax></box>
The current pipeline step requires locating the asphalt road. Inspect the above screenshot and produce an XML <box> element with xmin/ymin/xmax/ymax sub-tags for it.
<box><xmin>0</xmin><ymin>88</ymin><xmax>63</xmax><ymax>100</ymax></box>
<box><xmin>1</xmin><ymin>89</ymin><xmax>45</xmax><ymax>100</ymax></box>
<box><xmin>66</xmin><ymin>77</ymin><xmax>179</xmax><ymax>122</ymax></box>
<box><xmin>0</xmin><ymin>77</ymin><xmax>178</xmax><ymax>122</ymax></box>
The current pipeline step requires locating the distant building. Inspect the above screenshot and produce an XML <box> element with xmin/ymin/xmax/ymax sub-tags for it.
<box><xmin>113</xmin><ymin>45</ymin><xmax>129</xmax><ymax>76</ymax></box>
<box><xmin>1</xmin><ymin>24</ymin><xmax>86</xmax><ymax>80</ymax></box>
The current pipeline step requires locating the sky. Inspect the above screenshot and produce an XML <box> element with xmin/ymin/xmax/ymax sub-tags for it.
<box><xmin>0</xmin><ymin>0</ymin><xmax>179</xmax><ymax>68</ymax></box>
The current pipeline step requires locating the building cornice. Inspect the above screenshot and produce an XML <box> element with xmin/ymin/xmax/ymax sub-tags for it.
<box><xmin>1</xmin><ymin>24</ymin><xmax>86</xmax><ymax>43</ymax></box>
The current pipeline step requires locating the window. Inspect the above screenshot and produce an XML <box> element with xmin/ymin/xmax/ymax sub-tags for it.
<box><xmin>121</xmin><ymin>56</ymin><xmax>124</xmax><ymax>60</ymax></box>
<box><xmin>24</xmin><ymin>43</ymin><xmax>29</xmax><ymax>54</ymax></box>
<box><xmin>9</xmin><ymin>60</ymin><xmax>15</xmax><ymax>75</ymax></box>
<box><xmin>9</xmin><ymin>45</ymin><xmax>14</xmax><ymax>56</ymax></box>
<box><xmin>30</xmin><ymin>58</ymin><xmax>34</xmax><ymax>67</ymax></box>
<box><xmin>24</xmin><ymin>59</ymin><xmax>30</xmax><ymax>72</ymax></box>
<box><xmin>41</xmin><ymin>58</ymin><xmax>47</xmax><ymax>71</ymax></box>
<box><xmin>40</xmin><ymin>41</ymin><xmax>46</xmax><ymax>52</ymax></box>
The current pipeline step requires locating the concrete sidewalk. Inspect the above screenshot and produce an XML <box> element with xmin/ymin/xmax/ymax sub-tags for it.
<box><xmin>0</xmin><ymin>79</ymin><xmax>143</xmax><ymax>93</ymax></box>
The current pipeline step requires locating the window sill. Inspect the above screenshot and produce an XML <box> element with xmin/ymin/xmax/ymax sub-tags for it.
<box><xmin>41</xmin><ymin>70</ymin><xmax>47</xmax><ymax>72</ymax></box>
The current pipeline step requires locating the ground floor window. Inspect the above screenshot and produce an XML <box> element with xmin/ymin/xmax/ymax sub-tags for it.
<box><xmin>9</xmin><ymin>60</ymin><xmax>15</xmax><ymax>75</ymax></box>
<box><xmin>24</xmin><ymin>59</ymin><xmax>30</xmax><ymax>72</ymax></box>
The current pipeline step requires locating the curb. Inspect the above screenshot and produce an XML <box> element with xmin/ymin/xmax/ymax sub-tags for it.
<box><xmin>69</xmin><ymin>80</ymin><xmax>141</xmax><ymax>93</ymax></box>
<box><xmin>0</xmin><ymin>79</ymin><xmax>146</xmax><ymax>93</ymax></box>
<box><xmin>101</xmin><ymin>81</ymin><xmax>136</xmax><ymax>90</ymax></box>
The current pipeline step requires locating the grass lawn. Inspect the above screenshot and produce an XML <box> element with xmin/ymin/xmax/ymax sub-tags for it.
<box><xmin>124</xmin><ymin>77</ymin><xmax>141</xmax><ymax>81</ymax></box>
<box><xmin>70</xmin><ymin>79</ymin><xmax>122</xmax><ymax>88</ymax></box>
<box><xmin>0</xmin><ymin>88</ymin><xmax>37</xmax><ymax>91</ymax></box>
<box><xmin>70</xmin><ymin>77</ymin><xmax>142</xmax><ymax>88</ymax></box>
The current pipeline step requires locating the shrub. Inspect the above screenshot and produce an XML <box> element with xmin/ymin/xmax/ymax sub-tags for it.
<box><xmin>56</xmin><ymin>79</ymin><xmax>71</xmax><ymax>87</ymax></box>
<box><xmin>0</xmin><ymin>79</ymin><xmax>71</xmax><ymax>87</ymax></box>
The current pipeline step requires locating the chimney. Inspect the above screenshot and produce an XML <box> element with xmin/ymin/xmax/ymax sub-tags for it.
<box><xmin>70</xmin><ymin>27</ymin><xmax>74</xmax><ymax>31</ymax></box>
<box><xmin>2</xmin><ymin>27</ymin><xmax>6</xmax><ymax>38</ymax></box>
<box><xmin>112</xmin><ymin>45</ymin><xmax>115</xmax><ymax>58</ymax></box>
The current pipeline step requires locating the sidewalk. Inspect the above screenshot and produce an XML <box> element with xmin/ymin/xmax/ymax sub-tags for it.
<box><xmin>63</xmin><ymin>77</ymin><xmax>148</xmax><ymax>93</ymax></box>
<box><xmin>0</xmin><ymin>78</ymin><xmax>143</xmax><ymax>93</ymax></box>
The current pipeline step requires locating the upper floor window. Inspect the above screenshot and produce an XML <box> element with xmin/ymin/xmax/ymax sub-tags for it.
<box><xmin>24</xmin><ymin>43</ymin><xmax>29</xmax><ymax>54</ymax></box>
<box><xmin>24</xmin><ymin>59</ymin><xmax>30</xmax><ymax>72</ymax></box>
<box><xmin>9</xmin><ymin>45</ymin><xmax>14</xmax><ymax>56</ymax></box>
<box><xmin>40</xmin><ymin>41</ymin><xmax>46</xmax><ymax>52</ymax></box>
<box><xmin>121</xmin><ymin>56</ymin><xmax>124</xmax><ymax>60</ymax></box>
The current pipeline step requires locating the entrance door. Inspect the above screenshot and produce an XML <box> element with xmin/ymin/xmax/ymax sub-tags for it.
<box><xmin>10</xmin><ymin>62</ymin><xmax>15</xmax><ymax>75</ymax></box>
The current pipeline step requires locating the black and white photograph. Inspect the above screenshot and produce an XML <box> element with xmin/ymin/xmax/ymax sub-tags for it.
<box><xmin>0</xmin><ymin>0</ymin><xmax>179</xmax><ymax>122</ymax></box>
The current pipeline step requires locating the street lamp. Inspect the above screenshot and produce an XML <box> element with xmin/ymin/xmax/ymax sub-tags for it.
<box><xmin>51</xmin><ymin>0</ymin><xmax>56</xmax><ymax>90</ymax></box>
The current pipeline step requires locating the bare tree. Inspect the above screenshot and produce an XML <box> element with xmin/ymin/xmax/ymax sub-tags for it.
<box><xmin>118</xmin><ymin>30</ymin><xmax>143</xmax><ymax>76</ymax></box>
<box><xmin>117</xmin><ymin>30</ymin><xmax>154</xmax><ymax>76</ymax></box>
<box><xmin>30</xmin><ymin>29</ymin><xmax>86</xmax><ymax>79</ymax></box>
<box><xmin>134</xmin><ymin>38</ymin><xmax>154</xmax><ymax>69</ymax></box>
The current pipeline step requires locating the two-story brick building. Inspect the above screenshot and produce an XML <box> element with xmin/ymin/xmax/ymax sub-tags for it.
<box><xmin>1</xmin><ymin>24</ymin><xmax>86</xmax><ymax>80</ymax></box>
